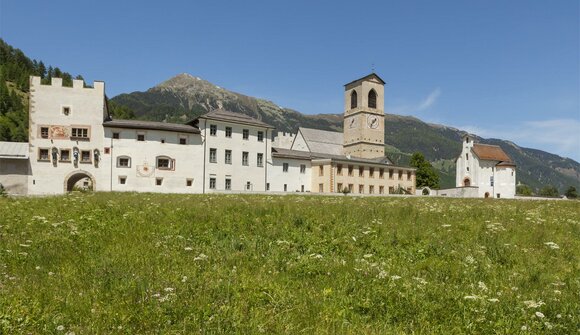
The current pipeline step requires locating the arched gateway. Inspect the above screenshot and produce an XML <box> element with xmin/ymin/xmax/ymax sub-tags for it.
<box><xmin>64</xmin><ymin>170</ymin><xmax>95</xmax><ymax>192</ymax></box>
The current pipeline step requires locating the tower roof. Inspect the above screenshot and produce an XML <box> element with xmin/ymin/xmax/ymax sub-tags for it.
<box><xmin>344</xmin><ymin>73</ymin><xmax>386</xmax><ymax>87</ymax></box>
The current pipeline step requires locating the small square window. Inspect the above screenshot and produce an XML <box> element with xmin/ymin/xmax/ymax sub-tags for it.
<box><xmin>62</xmin><ymin>106</ymin><xmax>71</xmax><ymax>116</ymax></box>
<box><xmin>80</xmin><ymin>150</ymin><xmax>91</xmax><ymax>163</ymax></box>
<box><xmin>104</xmin><ymin>147</ymin><xmax>110</xmax><ymax>154</ymax></box>
<box><xmin>112</xmin><ymin>132</ymin><xmax>120</xmax><ymax>139</ymax></box>
<box><xmin>137</xmin><ymin>134</ymin><xmax>145</xmax><ymax>141</ymax></box>
<box><xmin>60</xmin><ymin>149</ymin><xmax>71</xmax><ymax>162</ymax></box>
<box><xmin>186</xmin><ymin>179</ymin><xmax>193</xmax><ymax>187</ymax></box>
<box><xmin>156</xmin><ymin>178</ymin><xmax>163</xmax><ymax>186</ymax></box>
<box><xmin>40</xmin><ymin>127</ymin><xmax>49</xmax><ymax>139</ymax></box>
<box><xmin>38</xmin><ymin>148</ymin><xmax>49</xmax><ymax>161</ymax></box>
<box><xmin>157</xmin><ymin>157</ymin><xmax>171</xmax><ymax>170</ymax></box>
<box><xmin>119</xmin><ymin>176</ymin><xmax>127</xmax><ymax>185</ymax></box>
<box><xmin>117</xmin><ymin>157</ymin><xmax>130</xmax><ymax>168</ymax></box>
<box><xmin>179</xmin><ymin>137</ymin><xmax>187</xmax><ymax>145</ymax></box>
<box><xmin>161</xmin><ymin>139</ymin><xmax>165</xmax><ymax>144</ymax></box>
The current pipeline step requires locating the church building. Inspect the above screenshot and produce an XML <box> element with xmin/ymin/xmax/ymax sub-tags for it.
<box><xmin>0</xmin><ymin>73</ymin><xmax>416</xmax><ymax>195</ymax></box>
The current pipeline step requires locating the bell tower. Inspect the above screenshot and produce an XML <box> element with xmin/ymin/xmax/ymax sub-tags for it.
<box><xmin>343</xmin><ymin>73</ymin><xmax>385</xmax><ymax>159</ymax></box>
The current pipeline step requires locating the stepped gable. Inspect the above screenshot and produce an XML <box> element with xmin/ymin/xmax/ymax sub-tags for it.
<box><xmin>191</xmin><ymin>109</ymin><xmax>274</xmax><ymax>128</ymax></box>
<box><xmin>472</xmin><ymin>143</ymin><xmax>513</xmax><ymax>164</ymax></box>
<box><xmin>103</xmin><ymin>119</ymin><xmax>200</xmax><ymax>134</ymax></box>
<box><xmin>298</xmin><ymin>127</ymin><xmax>344</xmax><ymax>156</ymax></box>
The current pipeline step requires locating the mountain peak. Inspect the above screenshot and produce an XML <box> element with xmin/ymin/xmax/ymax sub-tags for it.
<box><xmin>155</xmin><ymin>73</ymin><xmax>208</xmax><ymax>90</ymax></box>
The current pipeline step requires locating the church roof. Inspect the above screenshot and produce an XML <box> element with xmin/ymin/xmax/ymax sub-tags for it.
<box><xmin>272</xmin><ymin>147</ymin><xmax>399</xmax><ymax>167</ymax></box>
<box><xmin>0</xmin><ymin>141</ymin><xmax>28</xmax><ymax>159</ymax></box>
<box><xmin>192</xmin><ymin>109</ymin><xmax>274</xmax><ymax>128</ymax></box>
<box><xmin>296</xmin><ymin>127</ymin><xmax>344</xmax><ymax>156</ymax></box>
<box><xmin>344</xmin><ymin>73</ymin><xmax>386</xmax><ymax>87</ymax></box>
<box><xmin>103</xmin><ymin>119</ymin><xmax>200</xmax><ymax>133</ymax></box>
<box><xmin>472</xmin><ymin>143</ymin><xmax>514</xmax><ymax>164</ymax></box>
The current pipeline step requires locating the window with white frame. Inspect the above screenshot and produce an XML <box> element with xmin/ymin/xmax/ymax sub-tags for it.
<box><xmin>38</xmin><ymin>148</ymin><xmax>50</xmax><ymax>161</ymax></box>
<box><xmin>156</xmin><ymin>156</ymin><xmax>174</xmax><ymax>170</ymax></box>
<box><xmin>283</xmin><ymin>163</ymin><xmax>289</xmax><ymax>172</ymax></box>
<box><xmin>210</xmin><ymin>125</ymin><xmax>217</xmax><ymax>136</ymax></box>
<box><xmin>60</xmin><ymin>149</ymin><xmax>71</xmax><ymax>162</ymax></box>
<box><xmin>119</xmin><ymin>176</ymin><xmax>127</xmax><ymax>184</ymax></box>
<box><xmin>80</xmin><ymin>150</ymin><xmax>91</xmax><ymax>163</ymax></box>
<box><xmin>209</xmin><ymin>148</ymin><xmax>217</xmax><ymax>163</ymax></box>
<box><xmin>300</xmin><ymin>164</ymin><xmax>306</xmax><ymax>174</ymax></box>
<box><xmin>257</xmin><ymin>153</ymin><xmax>263</xmax><ymax>167</ymax></box>
<box><xmin>242</xmin><ymin>152</ymin><xmax>249</xmax><ymax>166</ymax></box>
<box><xmin>71</xmin><ymin>127</ymin><xmax>89</xmax><ymax>139</ymax></box>
<box><xmin>242</xmin><ymin>129</ymin><xmax>249</xmax><ymax>140</ymax></box>
<box><xmin>117</xmin><ymin>156</ymin><xmax>131</xmax><ymax>168</ymax></box>
<box><xmin>225</xmin><ymin>178</ymin><xmax>231</xmax><ymax>190</ymax></box>
<box><xmin>225</xmin><ymin>150</ymin><xmax>232</xmax><ymax>164</ymax></box>
<box><xmin>257</xmin><ymin>131</ymin><xmax>264</xmax><ymax>142</ymax></box>
<box><xmin>209</xmin><ymin>177</ymin><xmax>216</xmax><ymax>189</ymax></box>
<box><xmin>225</xmin><ymin>127</ymin><xmax>232</xmax><ymax>138</ymax></box>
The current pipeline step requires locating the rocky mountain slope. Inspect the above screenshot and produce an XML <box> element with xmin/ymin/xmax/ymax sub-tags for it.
<box><xmin>111</xmin><ymin>74</ymin><xmax>580</xmax><ymax>191</ymax></box>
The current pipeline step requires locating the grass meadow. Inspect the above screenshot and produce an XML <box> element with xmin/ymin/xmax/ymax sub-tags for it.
<box><xmin>0</xmin><ymin>193</ymin><xmax>578</xmax><ymax>334</ymax></box>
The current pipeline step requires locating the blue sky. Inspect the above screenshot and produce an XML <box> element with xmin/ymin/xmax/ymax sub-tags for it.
<box><xmin>1</xmin><ymin>0</ymin><xmax>579</xmax><ymax>161</ymax></box>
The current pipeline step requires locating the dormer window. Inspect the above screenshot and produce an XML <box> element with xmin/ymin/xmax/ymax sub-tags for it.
<box><xmin>368</xmin><ymin>90</ymin><xmax>377</xmax><ymax>108</ymax></box>
<box><xmin>350</xmin><ymin>90</ymin><xmax>357</xmax><ymax>109</ymax></box>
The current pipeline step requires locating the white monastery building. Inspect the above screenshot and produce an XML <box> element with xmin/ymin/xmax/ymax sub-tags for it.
<box><xmin>0</xmin><ymin>73</ymin><xmax>422</xmax><ymax>196</ymax></box>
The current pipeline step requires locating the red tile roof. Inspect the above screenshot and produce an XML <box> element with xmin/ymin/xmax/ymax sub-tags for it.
<box><xmin>472</xmin><ymin>144</ymin><xmax>513</xmax><ymax>163</ymax></box>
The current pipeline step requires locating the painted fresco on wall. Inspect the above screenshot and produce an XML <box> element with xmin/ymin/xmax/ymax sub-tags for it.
<box><xmin>49</xmin><ymin>126</ymin><xmax>69</xmax><ymax>139</ymax></box>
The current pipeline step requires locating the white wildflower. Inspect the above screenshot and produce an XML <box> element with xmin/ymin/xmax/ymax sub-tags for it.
<box><xmin>487</xmin><ymin>298</ymin><xmax>499</xmax><ymax>303</ymax></box>
<box><xmin>48</xmin><ymin>271</ymin><xmax>54</xmax><ymax>276</ymax></box>
<box><xmin>465</xmin><ymin>255</ymin><xmax>476</xmax><ymax>264</ymax></box>
<box><xmin>556</xmin><ymin>314</ymin><xmax>561</xmax><ymax>318</ymax></box>
<box><xmin>164</xmin><ymin>287</ymin><xmax>174</xmax><ymax>292</ymax></box>
<box><xmin>310</xmin><ymin>253</ymin><xmax>323</xmax><ymax>259</ymax></box>
<box><xmin>181</xmin><ymin>276</ymin><xmax>187</xmax><ymax>282</ymax></box>
<box><xmin>390</xmin><ymin>275</ymin><xmax>401</xmax><ymax>280</ymax></box>
<box><xmin>441</xmin><ymin>224</ymin><xmax>452</xmax><ymax>228</ymax></box>
<box><xmin>56</xmin><ymin>325</ymin><xmax>65</xmax><ymax>331</ymax></box>
<box><xmin>521</xmin><ymin>325</ymin><xmax>527</xmax><ymax>331</ymax></box>
<box><xmin>544</xmin><ymin>322</ymin><xmax>552</xmax><ymax>329</ymax></box>
<box><xmin>523</xmin><ymin>300</ymin><xmax>545</xmax><ymax>308</ymax></box>
<box><xmin>363</xmin><ymin>254</ymin><xmax>373</xmax><ymax>258</ymax></box>
<box><xmin>351</xmin><ymin>236</ymin><xmax>357</xmax><ymax>242</ymax></box>
<box><xmin>194</xmin><ymin>253</ymin><xmax>208</xmax><ymax>261</ymax></box>
<box><xmin>544</xmin><ymin>242</ymin><xmax>559</xmax><ymax>250</ymax></box>
<box><xmin>377</xmin><ymin>270</ymin><xmax>388</xmax><ymax>279</ymax></box>
<box><xmin>535</xmin><ymin>311</ymin><xmax>545</xmax><ymax>318</ymax></box>
<box><xmin>464</xmin><ymin>295</ymin><xmax>479</xmax><ymax>300</ymax></box>
<box><xmin>184</xmin><ymin>247</ymin><xmax>193</xmax><ymax>251</ymax></box>
<box><xmin>478</xmin><ymin>281</ymin><xmax>488</xmax><ymax>291</ymax></box>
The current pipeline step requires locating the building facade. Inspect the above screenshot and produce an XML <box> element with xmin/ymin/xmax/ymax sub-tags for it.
<box><xmin>0</xmin><ymin>73</ymin><xmax>417</xmax><ymax>196</ymax></box>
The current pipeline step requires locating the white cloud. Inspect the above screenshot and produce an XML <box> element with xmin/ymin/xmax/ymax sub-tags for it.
<box><xmin>389</xmin><ymin>88</ymin><xmax>441</xmax><ymax>115</ymax></box>
<box><xmin>456</xmin><ymin>118</ymin><xmax>580</xmax><ymax>162</ymax></box>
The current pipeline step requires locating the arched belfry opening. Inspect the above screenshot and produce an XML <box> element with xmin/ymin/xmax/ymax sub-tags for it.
<box><xmin>64</xmin><ymin>170</ymin><xmax>95</xmax><ymax>192</ymax></box>
<box><xmin>350</xmin><ymin>90</ymin><xmax>358</xmax><ymax>109</ymax></box>
<box><xmin>368</xmin><ymin>89</ymin><xmax>377</xmax><ymax>108</ymax></box>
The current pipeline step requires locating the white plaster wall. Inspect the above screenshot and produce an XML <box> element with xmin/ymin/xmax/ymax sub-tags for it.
<box><xmin>290</xmin><ymin>131</ymin><xmax>310</xmax><ymax>152</ymax></box>
<box><xmin>27</xmin><ymin>77</ymin><xmax>110</xmax><ymax>195</ymax></box>
<box><xmin>268</xmin><ymin>157</ymin><xmax>311</xmax><ymax>192</ymax></box>
<box><xmin>272</xmin><ymin>132</ymin><xmax>294</xmax><ymax>149</ymax></box>
<box><xmin>0</xmin><ymin>159</ymin><xmax>29</xmax><ymax>194</ymax></box>
<box><xmin>456</xmin><ymin>136</ymin><xmax>476</xmax><ymax>187</ymax></box>
<box><xmin>105</xmin><ymin>128</ymin><xmax>203</xmax><ymax>193</ymax></box>
<box><xmin>201</xmin><ymin>120</ymin><xmax>270</xmax><ymax>192</ymax></box>
<box><xmin>495</xmin><ymin>166</ymin><xmax>516</xmax><ymax>198</ymax></box>
<box><xmin>476</xmin><ymin>160</ymin><xmax>497</xmax><ymax>198</ymax></box>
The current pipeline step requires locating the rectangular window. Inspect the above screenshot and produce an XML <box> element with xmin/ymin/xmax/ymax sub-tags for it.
<box><xmin>466</xmin><ymin>153</ymin><xmax>469</xmax><ymax>160</ymax></box>
<box><xmin>179</xmin><ymin>137</ymin><xmax>187</xmax><ymax>145</ymax></box>
<box><xmin>71</xmin><ymin>127</ymin><xmax>89</xmax><ymax>139</ymax></box>
<box><xmin>300</xmin><ymin>164</ymin><xmax>306</xmax><ymax>174</ymax></box>
<box><xmin>161</xmin><ymin>138</ymin><xmax>165</xmax><ymax>144</ymax></box>
<box><xmin>266</xmin><ymin>183</ymin><xmax>270</xmax><ymax>191</ymax></box>
<box><xmin>38</xmin><ymin>148</ymin><xmax>49</xmax><ymax>161</ymax></box>
<box><xmin>243</xmin><ymin>129</ymin><xmax>249</xmax><ymax>140</ymax></box>
<box><xmin>209</xmin><ymin>177</ymin><xmax>216</xmax><ymax>189</ymax></box>
<box><xmin>369</xmin><ymin>167</ymin><xmax>375</xmax><ymax>178</ymax></box>
<box><xmin>156</xmin><ymin>178</ymin><xmax>163</xmax><ymax>186</ymax></box>
<box><xmin>186</xmin><ymin>179</ymin><xmax>193</xmax><ymax>187</ymax></box>
<box><xmin>225</xmin><ymin>150</ymin><xmax>232</xmax><ymax>164</ymax></box>
<box><xmin>398</xmin><ymin>170</ymin><xmax>403</xmax><ymax>180</ymax></box>
<box><xmin>210</xmin><ymin>148</ymin><xmax>217</xmax><ymax>163</ymax></box>
<box><xmin>348</xmin><ymin>165</ymin><xmax>354</xmax><ymax>177</ymax></box>
<box><xmin>319</xmin><ymin>183</ymin><xmax>324</xmax><ymax>193</ymax></box>
<box><xmin>369</xmin><ymin>185</ymin><xmax>375</xmax><ymax>194</ymax></box>
<box><xmin>117</xmin><ymin>157</ymin><xmax>130</xmax><ymax>168</ymax></box>
<box><xmin>81</xmin><ymin>150</ymin><xmax>91</xmax><ymax>163</ymax></box>
<box><xmin>283</xmin><ymin>163</ymin><xmax>289</xmax><ymax>172</ymax></box>
<box><xmin>257</xmin><ymin>131</ymin><xmax>264</xmax><ymax>142</ymax></box>
<box><xmin>225</xmin><ymin>178</ymin><xmax>231</xmax><ymax>190</ymax></box>
<box><xmin>137</xmin><ymin>134</ymin><xmax>145</xmax><ymax>141</ymax></box>
<box><xmin>284</xmin><ymin>184</ymin><xmax>288</xmax><ymax>192</ymax></box>
<box><xmin>225</xmin><ymin>127</ymin><xmax>232</xmax><ymax>138</ymax></box>
<box><xmin>301</xmin><ymin>185</ymin><xmax>304</xmax><ymax>192</ymax></box>
<box><xmin>337</xmin><ymin>164</ymin><xmax>343</xmax><ymax>176</ymax></box>
<box><xmin>60</xmin><ymin>149</ymin><xmax>71</xmax><ymax>162</ymax></box>
<box><xmin>359</xmin><ymin>185</ymin><xmax>364</xmax><ymax>194</ymax></box>
<box><xmin>379</xmin><ymin>168</ymin><xmax>384</xmax><ymax>179</ymax></box>
<box><xmin>40</xmin><ymin>127</ymin><xmax>49</xmax><ymax>139</ymax></box>
<box><xmin>379</xmin><ymin>186</ymin><xmax>384</xmax><ymax>194</ymax></box>
<box><xmin>496</xmin><ymin>193</ymin><xmax>500</xmax><ymax>199</ymax></box>
<box><xmin>337</xmin><ymin>183</ymin><xmax>343</xmax><ymax>192</ymax></box>
<box><xmin>242</xmin><ymin>151</ymin><xmax>249</xmax><ymax>166</ymax></box>
<box><xmin>389</xmin><ymin>186</ymin><xmax>395</xmax><ymax>194</ymax></box>
<box><xmin>210</xmin><ymin>125</ymin><xmax>217</xmax><ymax>136</ymax></box>
<box><xmin>490</xmin><ymin>176</ymin><xmax>494</xmax><ymax>186</ymax></box>
<box><xmin>119</xmin><ymin>176</ymin><xmax>127</xmax><ymax>185</ymax></box>
<box><xmin>257</xmin><ymin>153</ymin><xmax>264</xmax><ymax>167</ymax></box>
<box><xmin>246</xmin><ymin>181</ymin><xmax>251</xmax><ymax>190</ymax></box>
<box><xmin>359</xmin><ymin>166</ymin><xmax>364</xmax><ymax>177</ymax></box>
<box><xmin>112</xmin><ymin>132</ymin><xmax>120</xmax><ymax>139</ymax></box>
<box><xmin>62</xmin><ymin>106</ymin><xmax>71</xmax><ymax>116</ymax></box>
<box><xmin>389</xmin><ymin>169</ymin><xmax>394</xmax><ymax>179</ymax></box>
<box><xmin>407</xmin><ymin>171</ymin><xmax>412</xmax><ymax>180</ymax></box>
<box><xmin>157</xmin><ymin>157</ymin><xmax>171</xmax><ymax>170</ymax></box>
<box><xmin>319</xmin><ymin>165</ymin><xmax>324</xmax><ymax>176</ymax></box>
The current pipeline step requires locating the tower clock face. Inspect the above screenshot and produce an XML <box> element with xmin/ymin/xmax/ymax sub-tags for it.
<box><xmin>367</xmin><ymin>115</ymin><xmax>379</xmax><ymax>129</ymax></box>
<box><xmin>348</xmin><ymin>117</ymin><xmax>358</xmax><ymax>128</ymax></box>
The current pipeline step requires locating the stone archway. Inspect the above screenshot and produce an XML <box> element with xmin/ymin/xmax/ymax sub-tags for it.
<box><xmin>64</xmin><ymin>170</ymin><xmax>95</xmax><ymax>192</ymax></box>
<box><xmin>484</xmin><ymin>192</ymin><xmax>490</xmax><ymax>198</ymax></box>
<box><xmin>463</xmin><ymin>177</ymin><xmax>471</xmax><ymax>187</ymax></box>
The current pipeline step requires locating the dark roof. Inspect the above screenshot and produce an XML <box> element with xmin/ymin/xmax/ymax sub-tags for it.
<box><xmin>191</xmin><ymin>109</ymin><xmax>274</xmax><ymax>128</ymax></box>
<box><xmin>344</xmin><ymin>73</ymin><xmax>386</xmax><ymax>87</ymax></box>
<box><xmin>270</xmin><ymin>148</ymin><xmax>412</xmax><ymax>169</ymax></box>
<box><xmin>472</xmin><ymin>143</ymin><xmax>513</xmax><ymax>163</ymax></box>
<box><xmin>496</xmin><ymin>161</ymin><xmax>517</xmax><ymax>167</ymax></box>
<box><xmin>103</xmin><ymin>119</ymin><xmax>200</xmax><ymax>134</ymax></box>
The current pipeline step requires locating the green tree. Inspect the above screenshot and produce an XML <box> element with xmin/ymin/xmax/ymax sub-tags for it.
<box><xmin>564</xmin><ymin>186</ymin><xmax>578</xmax><ymax>199</ymax></box>
<box><xmin>516</xmin><ymin>184</ymin><xmax>533</xmax><ymax>196</ymax></box>
<box><xmin>108</xmin><ymin>101</ymin><xmax>136</xmax><ymax>120</ymax></box>
<box><xmin>409</xmin><ymin>152</ymin><xmax>440</xmax><ymax>189</ymax></box>
<box><xmin>539</xmin><ymin>185</ymin><xmax>559</xmax><ymax>197</ymax></box>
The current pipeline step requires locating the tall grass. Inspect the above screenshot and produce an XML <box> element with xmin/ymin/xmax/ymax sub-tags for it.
<box><xmin>1</xmin><ymin>193</ymin><xmax>578</xmax><ymax>334</ymax></box>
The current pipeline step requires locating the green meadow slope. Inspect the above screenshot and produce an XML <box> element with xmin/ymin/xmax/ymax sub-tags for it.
<box><xmin>1</xmin><ymin>193</ymin><xmax>578</xmax><ymax>334</ymax></box>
